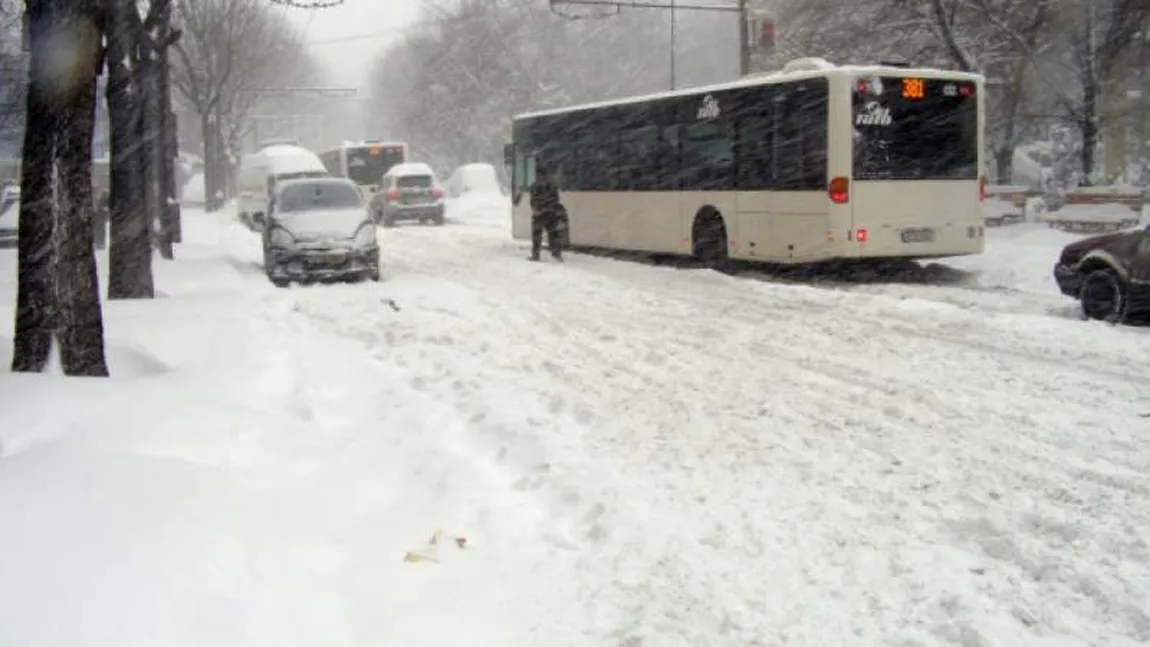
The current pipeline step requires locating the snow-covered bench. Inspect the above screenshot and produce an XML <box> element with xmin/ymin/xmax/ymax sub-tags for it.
<box><xmin>983</xmin><ymin>185</ymin><xmax>1042</xmax><ymax>226</ymax></box>
<box><xmin>1042</xmin><ymin>189</ymin><xmax>1143</xmax><ymax>233</ymax></box>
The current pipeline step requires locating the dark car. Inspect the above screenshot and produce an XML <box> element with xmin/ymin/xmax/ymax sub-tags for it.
<box><xmin>1053</xmin><ymin>224</ymin><xmax>1150</xmax><ymax>322</ymax></box>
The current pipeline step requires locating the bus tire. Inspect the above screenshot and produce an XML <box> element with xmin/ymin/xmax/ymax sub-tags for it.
<box><xmin>692</xmin><ymin>209</ymin><xmax>728</xmax><ymax>262</ymax></box>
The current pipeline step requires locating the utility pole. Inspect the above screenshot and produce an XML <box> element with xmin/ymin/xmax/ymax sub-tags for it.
<box><xmin>549</xmin><ymin>1</ymin><xmax>750</xmax><ymax>80</ymax></box>
<box><xmin>738</xmin><ymin>0</ymin><xmax>749</xmax><ymax>76</ymax></box>
<box><xmin>670</xmin><ymin>0</ymin><xmax>676</xmax><ymax>89</ymax></box>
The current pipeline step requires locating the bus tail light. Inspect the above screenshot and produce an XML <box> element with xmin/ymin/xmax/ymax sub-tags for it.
<box><xmin>828</xmin><ymin>176</ymin><xmax>850</xmax><ymax>204</ymax></box>
<box><xmin>979</xmin><ymin>175</ymin><xmax>988</xmax><ymax>202</ymax></box>
<box><xmin>856</xmin><ymin>229</ymin><xmax>868</xmax><ymax>243</ymax></box>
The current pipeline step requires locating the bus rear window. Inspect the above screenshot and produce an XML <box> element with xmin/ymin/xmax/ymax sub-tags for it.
<box><xmin>852</xmin><ymin>77</ymin><xmax>977</xmax><ymax>181</ymax></box>
<box><xmin>396</xmin><ymin>175</ymin><xmax>433</xmax><ymax>188</ymax></box>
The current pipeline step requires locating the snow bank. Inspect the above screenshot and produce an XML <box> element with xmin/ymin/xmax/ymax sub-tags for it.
<box><xmin>446</xmin><ymin>191</ymin><xmax>510</xmax><ymax>227</ymax></box>
<box><xmin>180</xmin><ymin>172</ymin><xmax>206</xmax><ymax>205</ymax></box>
<box><xmin>0</xmin><ymin>206</ymin><xmax>587</xmax><ymax>647</ymax></box>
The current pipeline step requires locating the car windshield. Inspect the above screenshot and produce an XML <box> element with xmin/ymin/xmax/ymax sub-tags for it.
<box><xmin>277</xmin><ymin>182</ymin><xmax>362</xmax><ymax>212</ymax></box>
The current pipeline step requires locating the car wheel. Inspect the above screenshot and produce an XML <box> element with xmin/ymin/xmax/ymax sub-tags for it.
<box><xmin>270</xmin><ymin>276</ymin><xmax>290</xmax><ymax>288</ymax></box>
<box><xmin>1080</xmin><ymin>268</ymin><xmax>1127</xmax><ymax>322</ymax></box>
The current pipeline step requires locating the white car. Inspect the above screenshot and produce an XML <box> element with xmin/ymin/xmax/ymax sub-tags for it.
<box><xmin>445</xmin><ymin>162</ymin><xmax>504</xmax><ymax>198</ymax></box>
<box><xmin>253</xmin><ymin>177</ymin><xmax>380</xmax><ymax>287</ymax></box>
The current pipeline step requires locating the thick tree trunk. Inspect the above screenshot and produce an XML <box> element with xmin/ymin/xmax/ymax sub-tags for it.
<box><xmin>55</xmin><ymin>2</ymin><xmax>108</xmax><ymax>376</ymax></box>
<box><xmin>105</xmin><ymin>0</ymin><xmax>154</xmax><ymax>299</ymax></box>
<box><xmin>11</xmin><ymin>0</ymin><xmax>57</xmax><ymax>372</ymax></box>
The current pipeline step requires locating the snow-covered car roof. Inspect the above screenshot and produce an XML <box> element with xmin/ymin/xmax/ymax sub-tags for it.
<box><xmin>385</xmin><ymin>162</ymin><xmax>436</xmax><ymax>178</ymax></box>
<box><xmin>275</xmin><ymin>175</ymin><xmax>359</xmax><ymax>191</ymax></box>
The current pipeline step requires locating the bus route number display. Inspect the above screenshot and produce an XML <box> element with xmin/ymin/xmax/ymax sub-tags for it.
<box><xmin>901</xmin><ymin>78</ymin><xmax>925</xmax><ymax>100</ymax></box>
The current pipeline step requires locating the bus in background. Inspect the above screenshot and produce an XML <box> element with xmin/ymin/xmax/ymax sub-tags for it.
<box><xmin>318</xmin><ymin>141</ymin><xmax>407</xmax><ymax>194</ymax></box>
<box><xmin>504</xmin><ymin>57</ymin><xmax>986</xmax><ymax>265</ymax></box>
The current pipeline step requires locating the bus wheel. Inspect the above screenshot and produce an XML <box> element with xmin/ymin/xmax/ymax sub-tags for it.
<box><xmin>692</xmin><ymin>210</ymin><xmax>728</xmax><ymax>262</ymax></box>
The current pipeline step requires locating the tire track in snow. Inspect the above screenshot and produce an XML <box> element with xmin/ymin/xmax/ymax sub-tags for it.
<box><xmin>291</xmin><ymin>222</ymin><xmax>1150</xmax><ymax>646</ymax></box>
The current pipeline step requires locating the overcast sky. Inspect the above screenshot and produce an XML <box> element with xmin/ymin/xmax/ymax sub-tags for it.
<box><xmin>287</xmin><ymin>0</ymin><xmax>420</xmax><ymax>89</ymax></box>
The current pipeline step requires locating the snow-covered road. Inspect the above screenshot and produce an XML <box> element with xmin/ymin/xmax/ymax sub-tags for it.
<box><xmin>2</xmin><ymin>200</ymin><xmax>1148</xmax><ymax>646</ymax></box>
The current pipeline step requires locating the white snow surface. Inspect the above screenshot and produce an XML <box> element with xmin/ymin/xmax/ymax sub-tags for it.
<box><xmin>1</xmin><ymin>200</ymin><xmax>1150</xmax><ymax>646</ymax></box>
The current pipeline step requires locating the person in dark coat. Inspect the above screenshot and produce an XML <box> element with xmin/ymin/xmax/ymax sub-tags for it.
<box><xmin>529</xmin><ymin>164</ymin><xmax>565</xmax><ymax>261</ymax></box>
<box><xmin>528</xmin><ymin>166</ymin><xmax>563</xmax><ymax>260</ymax></box>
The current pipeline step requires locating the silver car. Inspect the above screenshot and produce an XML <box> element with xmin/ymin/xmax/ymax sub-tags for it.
<box><xmin>369</xmin><ymin>162</ymin><xmax>446</xmax><ymax>227</ymax></box>
<box><xmin>254</xmin><ymin>177</ymin><xmax>380</xmax><ymax>287</ymax></box>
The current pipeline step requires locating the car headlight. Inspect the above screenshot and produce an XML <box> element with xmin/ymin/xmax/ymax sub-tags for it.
<box><xmin>270</xmin><ymin>227</ymin><xmax>296</xmax><ymax>248</ymax></box>
<box><xmin>352</xmin><ymin>223</ymin><xmax>377</xmax><ymax>248</ymax></box>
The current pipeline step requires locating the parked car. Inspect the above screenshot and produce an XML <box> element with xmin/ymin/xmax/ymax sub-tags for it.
<box><xmin>1053</xmin><ymin>223</ymin><xmax>1150</xmax><ymax>322</ymax></box>
<box><xmin>253</xmin><ymin>177</ymin><xmax>380</xmax><ymax>287</ymax></box>
<box><xmin>368</xmin><ymin>162</ymin><xmax>446</xmax><ymax>227</ymax></box>
<box><xmin>445</xmin><ymin>162</ymin><xmax>504</xmax><ymax>198</ymax></box>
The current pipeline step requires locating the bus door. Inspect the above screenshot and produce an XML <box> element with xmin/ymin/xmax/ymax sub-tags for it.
<box><xmin>507</xmin><ymin>143</ymin><xmax>535</xmax><ymax>241</ymax></box>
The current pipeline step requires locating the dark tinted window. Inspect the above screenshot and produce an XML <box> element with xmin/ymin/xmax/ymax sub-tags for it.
<box><xmin>396</xmin><ymin>175</ymin><xmax>434</xmax><ymax>188</ymax></box>
<box><xmin>852</xmin><ymin>77</ymin><xmax>978</xmax><ymax>180</ymax></box>
<box><xmin>517</xmin><ymin>78</ymin><xmax>827</xmax><ymax>192</ymax></box>
<box><xmin>277</xmin><ymin>182</ymin><xmax>362</xmax><ymax>212</ymax></box>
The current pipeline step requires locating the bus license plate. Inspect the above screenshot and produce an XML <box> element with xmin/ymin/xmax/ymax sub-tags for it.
<box><xmin>901</xmin><ymin>228</ymin><xmax>935</xmax><ymax>243</ymax></box>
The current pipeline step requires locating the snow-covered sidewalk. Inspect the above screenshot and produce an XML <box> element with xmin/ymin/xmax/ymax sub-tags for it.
<box><xmin>1</xmin><ymin>203</ymin><xmax>1149</xmax><ymax>646</ymax></box>
<box><xmin>0</xmin><ymin>209</ymin><xmax>587</xmax><ymax>647</ymax></box>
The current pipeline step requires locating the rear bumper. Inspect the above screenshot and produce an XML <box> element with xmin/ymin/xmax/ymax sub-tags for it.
<box><xmin>268</xmin><ymin>245</ymin><xmax>379</xmax><ymax>280</ymax></box>
<box><xmin>1053</xmin><ymin>263</ymin><xmax>1081</xmax><ymax>297</ymax></box>
<box><xmin>384</xmin><ymin>204</ymin><xmax>444</xmax><ymax>221</ymax></box>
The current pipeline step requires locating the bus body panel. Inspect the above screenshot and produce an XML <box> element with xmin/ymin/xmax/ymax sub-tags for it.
<box><xmin>731</xmin><ymin>190</ymin><xmax>828</xmax><ymax>262</ymax></box>
<box><xmin>507</xmin><ymin>63</ymin><xmax>985</xmax><ymax>265</ymax></box>
<box><xmin>851</xmin><ymin>180</ymin><xmax>984</xmax><ymax>258</ymax></box>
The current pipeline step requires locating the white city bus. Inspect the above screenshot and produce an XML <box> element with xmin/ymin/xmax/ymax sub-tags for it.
<box><xmin>318</xmin><ymin>140</ymin><xmax>407</xmax><ymax>194</ymax></box>
<box><xmin>505</xmin><ymin>57</ymin><xmax>986</xmax><ymax>264</ymax></box>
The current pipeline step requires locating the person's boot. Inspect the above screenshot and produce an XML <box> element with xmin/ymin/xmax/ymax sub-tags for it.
<box><xmin>528</xmin><ymin>249</ymin><xmax>541</xmax><ymax>261</ymax></box>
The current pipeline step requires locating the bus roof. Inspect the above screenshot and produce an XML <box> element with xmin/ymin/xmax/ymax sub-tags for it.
<box><xmin>513</xmin><ymin>59</ymin><xmax>983</xmax><ymax>121</ymax></box>
<box><xmin>334</xmin><ymin>140</ymin><xmax>406</xmax><ymax>149</ymax></box>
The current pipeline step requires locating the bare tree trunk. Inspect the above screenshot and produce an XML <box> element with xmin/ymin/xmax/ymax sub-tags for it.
<box><xmin>159</xmin><ymin>34</ymin><xmax>182</xmax><ymax>244</ymax></box>
<box><xmin>1081</xmin><ymin>83</ymin><xmax>1099</xmax><ymax>185</ymax></box>
<box><xmin>55</xmin><ymin>1</ymin><xmax>108</xmax><ymax>376</ymax></box>
<box><xmin>141</xmin><ymin>53</ymin><xmax>172</xmax><ymax>259</ymax></box>
<box><xmin>201</xmin><ymin>108</ymin><xmax>221</xmax><ymax>211</ymax></box>
<box><xmin>105</xmin><ymin>0</ymin><xmax>154</xmax><ymax>299</ymax></box>
<box><xmin>12</xmin><ymin>0</ymin><xmax>57</xmax><ymax>372</ymax></box>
